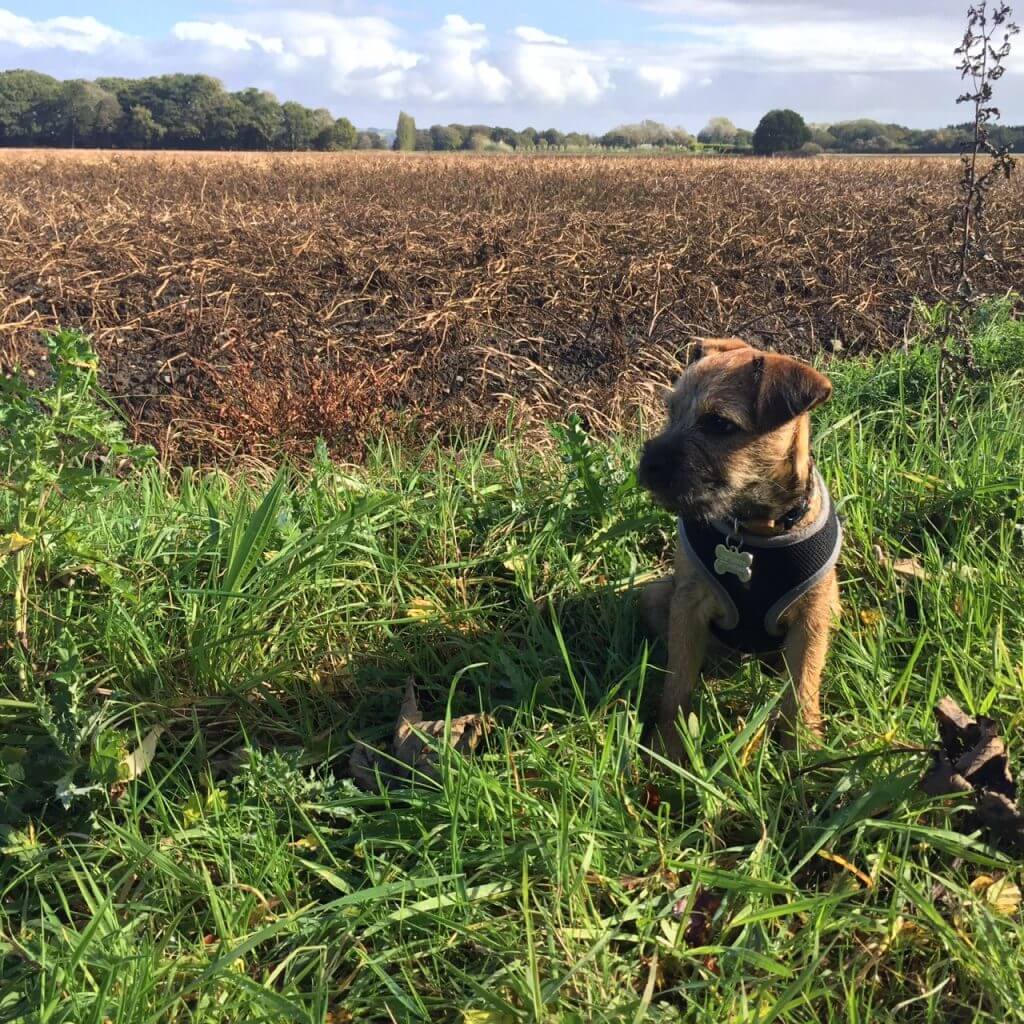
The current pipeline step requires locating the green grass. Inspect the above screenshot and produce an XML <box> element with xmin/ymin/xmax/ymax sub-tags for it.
<box><xmin>2</xmin><ymin>307</ymin><xmax>1024</xmax><ymax>1022</ymax></box>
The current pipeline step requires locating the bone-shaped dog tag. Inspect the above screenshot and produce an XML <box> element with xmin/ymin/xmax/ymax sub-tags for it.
<box><xmin>714</xmin><ymin>543</ymin><xmax>753</xmax><ymax>582</ymax></box>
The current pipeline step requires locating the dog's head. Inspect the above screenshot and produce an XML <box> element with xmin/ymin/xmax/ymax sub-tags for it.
<box><xmin>637</xmin><ymin>337</ymin><xmax>832</xmax><ymax>522</ymax></box>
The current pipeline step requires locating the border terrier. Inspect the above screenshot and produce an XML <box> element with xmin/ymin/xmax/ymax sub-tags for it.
<box><xmin>637</xmin><ymin>337</ymin><xmax>841</xmax><ymax>760</ymax></box>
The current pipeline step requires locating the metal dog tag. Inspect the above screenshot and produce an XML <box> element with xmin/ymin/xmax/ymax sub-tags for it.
<box><xmin>714</xmin><ymin>543</ymin><xmax>753</xmax><ymax>582</ymax></box>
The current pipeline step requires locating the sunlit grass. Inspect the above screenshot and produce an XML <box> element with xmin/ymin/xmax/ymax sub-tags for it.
<box><xmin>2</xmin><ymin>309</ymin><xmax>1023</xmax><ymax>1022</ymax></box>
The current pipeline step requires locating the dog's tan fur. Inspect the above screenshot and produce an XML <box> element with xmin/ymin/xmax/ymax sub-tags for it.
<box><xmin>637</xmin><ymin>337</ymin><xmax>840</xmax><ymax>761</ymax></box>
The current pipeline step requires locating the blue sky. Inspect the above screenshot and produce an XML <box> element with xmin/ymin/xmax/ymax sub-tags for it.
<box><xmin>1</xmin><ymin>2</ymin><xmax>1019</xmax><ymax>132</ymax></box>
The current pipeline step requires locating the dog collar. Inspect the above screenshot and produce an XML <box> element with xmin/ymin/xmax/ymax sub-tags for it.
<box><xmin>721</xmin><ymin>463</ymin><xmax>816</xmax><ymax>535</ymax></box>
<box><xmin>677</xmin><ymin>468</ymin><xmax>842</xmax><ymax>654</ymax></box>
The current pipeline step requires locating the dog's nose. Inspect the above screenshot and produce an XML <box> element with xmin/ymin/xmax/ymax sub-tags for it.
<box><xmin>638</xmin><ymin>439</ymin><xmax>672</xmax><ymax>491</ymax></box>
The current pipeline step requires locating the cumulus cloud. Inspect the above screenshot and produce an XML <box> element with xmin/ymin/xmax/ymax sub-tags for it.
<box><xmin>678</xmin><ymin>18</ymin><xmax>952</xmax><ymax>73</ymax></box>
<box><xmin>636</xmin><ymin>0</ymin><xmax>958</xmax><ymax>73</ymax></box>
<box><xmin>173</xmin><ymin>21</ymin><xmax>283</xmax><ymax>55</ymax></box>
<box><xmin>241</xmin><ymin>13</ymin><xmax>421</xmax><ymax>96</ymax></box>
<box><xmin>514</xmin><ymin>26</ymin><xmax>570</xmax><ymax>45</ymax></box>
<box><xmin>0</xmin><ymin>2</ymin><xmax>1020</xmax><ymax>131</ymax></box>
<box><xmin>425</xmin><ymin>14</ymin><xmax>510</xmax><ymax>102</ymax></box>
<box><xmin>637</xmin><ymin>65</ymin><xmax>685</xmax><ymax>98</ymax></box>
<box><xmin>0</xmin><ymin>8</ymin><xmax>126</xmax><ymax>53</ymax></box>
<box><xmin>511</xmin><ymin>30</ymin><xmax>613</xmax><ymax>105</ymax></box>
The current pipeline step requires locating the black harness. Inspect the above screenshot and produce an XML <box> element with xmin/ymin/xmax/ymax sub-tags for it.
<box><xmin>677</xmin><ymin>469</ymin><xmax>842</xmax><ymax>654</ymax></box>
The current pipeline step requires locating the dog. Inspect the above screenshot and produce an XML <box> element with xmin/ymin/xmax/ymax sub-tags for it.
<box><xmin>637</xmin><ymin>337</ymin><xmax>841</xmax><ymax>761</ymax></box>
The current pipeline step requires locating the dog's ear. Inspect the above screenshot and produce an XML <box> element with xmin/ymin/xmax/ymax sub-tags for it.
<box><xmin>753</xmin><ymin>353</ymin><xmax>832</xmax><ymax>432</ymax></box>
<box><xmin>687</xmin><ymin>336</ymin><xmax>753</xmax><ymax>365</ymax></box>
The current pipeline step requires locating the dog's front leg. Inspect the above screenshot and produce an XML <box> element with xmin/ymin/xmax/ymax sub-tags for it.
<box><xmin>778</xmin><ymin>575</ymin><xmax>837</xmax><ymax>747</ymax></box>
<box><xmin>656</xmin><ymin>588</ymin><xmax>709</xmax><ymax>761</ymax></box>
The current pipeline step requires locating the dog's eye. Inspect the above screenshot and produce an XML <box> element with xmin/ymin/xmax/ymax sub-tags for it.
<box><xmin>698</xmin><ymin>413</ymin><xmax>740</xmax><ymax>436</ymax></box>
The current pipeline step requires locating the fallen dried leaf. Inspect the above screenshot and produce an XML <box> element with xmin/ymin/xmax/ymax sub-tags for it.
<box><xmin>618</xmin><ymin>869</ymin><xmax>681</xmax><ymax>892</ymax></box>
<box><xmin>892</xmin><ymin>556</ymin><xmax>927</xmax><ymax>582</ymax></box>
<box><xmin>640</xmin><ymin>782</ymin><xmax>661</xmax><ymax>811</ymax></box>
<box><xmin>740</xmin><ymin>723</ymin><xmax>768</xmax><ymax>767</ymax></box>
<box><xmin>676</xmin><ymin>887</ymin><xmax>723</xmax><ymax>947</ymax></box>
<box><xmin>121</xmin><ymin>726</ymin><xmax>164</xmax><ymax>781</ymax></box>
<box><xmin>1</xmin><ymin>531</ymin><xmax>34</xmax><ymax>556</ymax></box>
<box><xmin>462</xmin><ymin>1010</ymin><xmax>515</xmax><ymax>1024</ymax></box>
<box><xmin>404</xmin><ymin>597</ymin><xmax>438</xmax><ymax>621</ymax></box>
<box><xmin>350</xmin><ymin>680</ymin><xmax>492</xmax><ymax>791</ymax></box>
<box><xmin>983</xmin><ymin>877</ymin><xmax>1022</xmax><ymax>916</ymax></box>
<box><xmin>920</xmin><ymin>696</ymin><xmax>1024</xmax><ymax>852</ymax></box>
<box><xmin>817</xmin><ymin>849</ymin><xmax>873</xmax><ymax>889</ymax></box>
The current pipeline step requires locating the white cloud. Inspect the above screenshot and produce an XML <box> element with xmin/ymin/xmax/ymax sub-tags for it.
<box><xmin>514</xmin><ymin>26</ymin><xmax>570</xmax><ymax>46</ymax></box>
<box><xmin>237</xmin><ymin>13</ymin><xmax>421</xmax><ymax>96</ymax></box>
<box><xmin>681</xmin><ymin>18</ymin><xmax>952</xmax><ymax>73</ymax></box>
<box><xmin>426</xmin><ymin>14</ymin><xmax>510</xmax><ymax>102</ymax></box>
<box><xmin>511</xmin><ymin>31</ymin><xmax>612</xmax><ymax>104</ymax></box>
<box><xmin>1</xmin><ymin>3</ymin><xmax>1019</xmax><ymax>131</ymax></box>
<box><xmin>637</xmin><ymin>65</ymin><xmax>685</xmax><ymax>98</ymax></box>
<box><xmin>0</xmin><ymin>8</ymin><xmax>126</xmax><ymax>53</ymax></box>
<box><xmin>173</xmin><ymin>21</ymin><xmax>283</xmax><ymax>55</ymax></box>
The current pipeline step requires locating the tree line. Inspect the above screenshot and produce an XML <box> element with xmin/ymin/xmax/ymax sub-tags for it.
<box><xmin>393</xmin><ymin>114</ymin><xmax>698</xmax><ymax>152</ymax></box>
<box><xmin>396</xmin><ymin>109</ymin><xmax>1024</xmax><ymax>155</ymax></box>
<box><xmin>1</xmin><ymin>69</ymin><xmax>1020</xmax><ymax>155</ymax></box>
<box><xmin>0</xmin><ymin>70</ymin><xmax>376</xmax><ymax>150</ymax></box>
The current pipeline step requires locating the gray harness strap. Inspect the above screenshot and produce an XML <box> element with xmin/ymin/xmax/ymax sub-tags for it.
<box><xmin>677</xmin><ymin>469</ymin><xmax>842</xmax><ymax>653</ymax></box>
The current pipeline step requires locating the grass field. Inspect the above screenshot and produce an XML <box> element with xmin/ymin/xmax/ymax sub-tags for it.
<box><xmin>2</xmin><ymin>302</ymin><xmax>1023</xmax><ymax>1021</ymax></box>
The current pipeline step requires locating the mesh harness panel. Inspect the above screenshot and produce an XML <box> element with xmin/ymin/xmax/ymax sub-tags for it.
<box><xmin>677</xmin><ymin>471</ymin><xmax>842</xmax><ymax>654</ymax></box>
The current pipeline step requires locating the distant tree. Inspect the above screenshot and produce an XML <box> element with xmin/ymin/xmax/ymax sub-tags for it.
<box><xmin>540</xmin><ymin>128</ymin><xmax>565</xmax><ymax>147</ymax></box>
<box><xmin>0</xmin><ymin>69</ymin><xmax>367</xmax><ymax>151</ymax></box>
<box><xmin>443</xmin><ymin>123</ymin><xmax>469</xmax><ymax>148</ymax></box>
<box><xmin>355</xmin><ymin>130</ymin><xmax>384</xmax><ymax>149</ymax></box>
<box><xmin>564</xmin><ymin>131</ymin><xmax>591</xmax><ymax>148</ymax></box>
<box><xmin>796</xmin><ymin>141</ymin><xmax>824</xmax><ymax>157</ymax></box>
<box><xmin>51</xmin><ymin>80</ymin><xmax>121</xmax><ymax>147</ymax></box>
<box><xmin>518</xmin><ymin>127</ymin><xmax>539</xmax><ymax>149</ymax></box>
<box><xmin>92</xmin><ymin>90</ymin><xmax>122</xmax><ymax>145</ymax></box>
<box><xmin>916</xmin><ymin>127</ymin><xmax>959</xmax><ymax>152</ymax></box>
<box><xmin>307</xmin><ymin>108</ymin><xmax>334</xmax><ymax>150</ymax></box>
<box><xmin>414</xmin><ymin>128</ymin><xmax>432</xmax><ymax>151</ymax></box>
<box><xmin>600</xmin><ymin>130</ymin><xmax>630</xmax><ymax>148</ymax></box>
<box><xmin>123</xmin><ymin>104</ymin><xmax>164</xmax><ymax>148</ymax></box>
<box><xmin>825</xmin><ymin>119</ymin><xmax>907</xmax><ymax>151</ymax></box>
<box><xmin>278</xmin><ymin>101</ymin><xmax>314</xmax><ymax>149</ymax></box>
<box><xmin>752</xmin><ymin>109</ymin><xmax>811</xmax><ymax>154</ymax></box>
<box><xmin>332</xmin><ymin>116</ymin><xmax>357</xmax><ymax>150</ymax></box>
<box><xmin>600</xmin><ymin>120</ymin><xmax>691</xmax><ymax>148</ymax></box>
<box><xmin>203</xmin><ymin>93</ymin><xmax>245</xmax><ymax>148</ymax></box>
<box><xmin>0</xmin><ymin>69</ymin><xmax>60</xmax><ymax>145</ymax></box>
<box><xmin>697</xmin><ymin>116</ymin><xmax>737</xmax><ymax>144</ymax></box>
<box><xmin>808</xmin><ymin>124</ymin><xmax>837</xmax><ymax>149</ymax></box>
<box><xmin>233</xmin><ymin>88</ymin><xmax>282</xmax><ymax>149</ymax></box>
<box><xmin>733</xmin><ymin>128</ymin><xmax>754</xmax><ymax>149</ymax></box>
<box><xmin>489</xmin><ymin>126</ymin><xmax>518</xmax><ymax>148</ymax></box>
<box><xmin>98</xmin><ymin>74</ymin><xmax>224</xmax><ymax>147</ymax></box>
<box><xmin>395</xmin><ymin>110</ymin><xmax>416</xmax><ymax>151</ymax></box>
<box><xmin>429</xmin><ymin>124</ymin><xmax>462</xmax><ymax>151</ymax></box>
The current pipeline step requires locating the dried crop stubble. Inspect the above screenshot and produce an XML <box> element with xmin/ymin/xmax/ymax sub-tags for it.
<box><xmin>0</xmin><ymin>150</ymin><xmax>1020</xmax><ymax>460</ymax></box>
